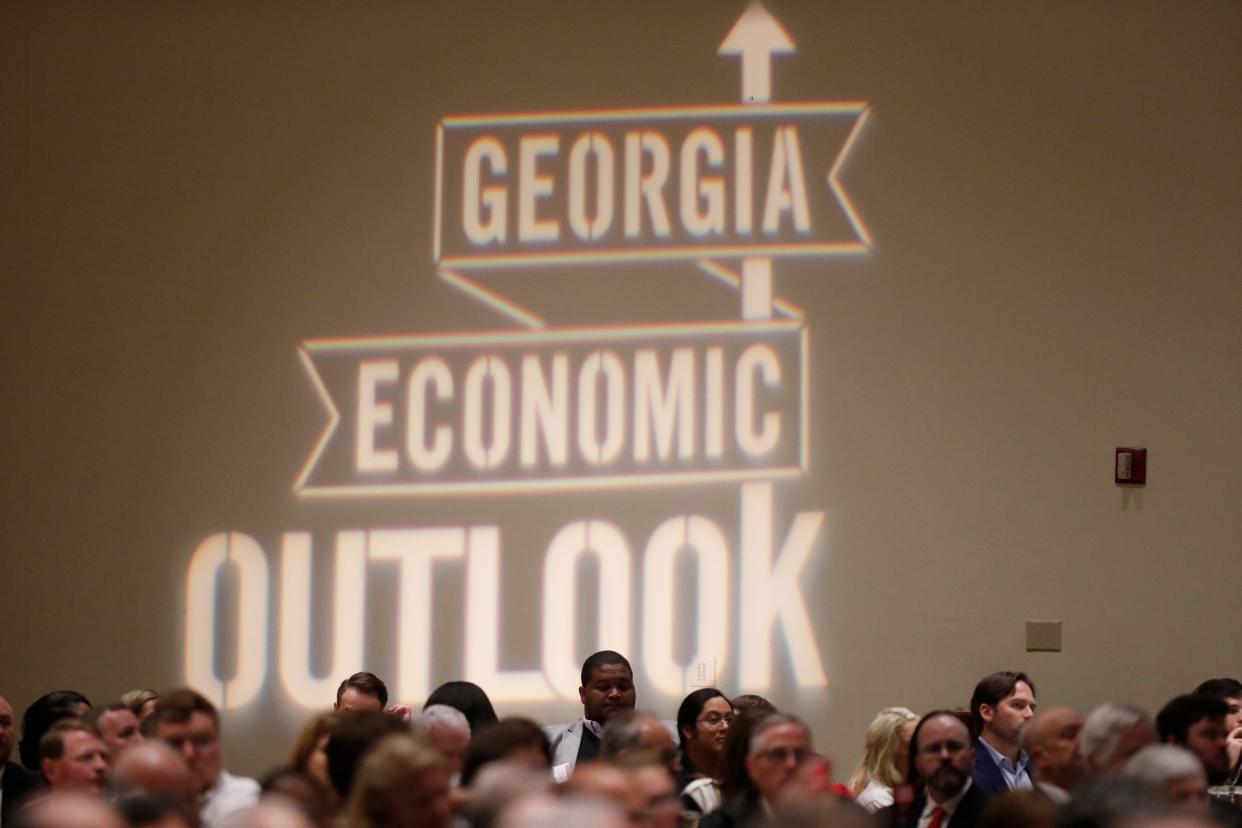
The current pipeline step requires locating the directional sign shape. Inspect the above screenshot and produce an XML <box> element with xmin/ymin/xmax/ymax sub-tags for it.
<box><xmin>718</xmin><ymin>1</ymin><xmax>796</xmax><ymax>104</ymax></box>
<box><xmin>428</xmin><ymin>3</ymin><xmax>870</xmax><ymax>327</ymax></box>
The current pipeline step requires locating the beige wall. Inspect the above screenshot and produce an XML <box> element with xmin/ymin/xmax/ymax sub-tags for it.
<box><xmin>2</xmin><ymin>1</ymin><xmax>1240</xmax><ymax>777</ymax></box>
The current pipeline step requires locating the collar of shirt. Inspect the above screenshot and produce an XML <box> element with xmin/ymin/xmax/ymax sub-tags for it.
<box><xmin>920</xmin><ymin>776</ymin><xmax>972</xmax><ymax>824</ymax></box>
<box><xmin>979</xmin><ymin>737</ymin><xmax>1032</xmax><ymax>777</ymax></box>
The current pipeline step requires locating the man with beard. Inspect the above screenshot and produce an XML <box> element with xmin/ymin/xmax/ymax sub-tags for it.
<box><xmin>883</xmin><ymin>711</ymin><xmax>992</xmax><ymax>828</ymax></box>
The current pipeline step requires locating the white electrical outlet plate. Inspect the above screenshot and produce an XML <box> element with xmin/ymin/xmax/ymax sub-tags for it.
<box><xmin>687</xmin><ymin>657</ymin><xmax>717</xmax><ymax>688</ymax></box>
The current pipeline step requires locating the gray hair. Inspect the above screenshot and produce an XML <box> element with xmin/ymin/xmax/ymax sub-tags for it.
<box><xmin>1081</xmin><ymin>703</ymin><xmax>1149</xmax><ymax>767</ymax></box>
<box><xmin>414</xmin><ymin>704</ymin><xmax>470</xmax><ymax>738</ymax></box>
<box><xmin>462</xmin><ymin>759</ymin><xmax>552</xmax><ymax>828</ymax></box>
<box><xmin>599</xmin><ymin>710</ymin><xmax>659</xmax><ymax>759</ymax></box>
<box><xmin>1123</xmin><ymin>745</ymin><xmax>1205</xmax><ymax>787</ymax></box>
<box><xmin>749</xmin><ymin>713</ymin><xmax>809</xmax><ymax>755</ymax></box>
<box><xmin>498</xmin><ymin>793</ymin><xmax>626</xmax><ymax>828</ymax></box>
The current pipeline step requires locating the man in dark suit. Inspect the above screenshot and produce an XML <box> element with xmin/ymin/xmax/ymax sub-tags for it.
<box><xmin>882</xmin><ymin>711</ymin><xmax>992</xmax><ymax>828</ymax></box>
<box><xmin>969</xmin><ymin>671</ymin><xmax>1037</xmax><ymax>795</ymax></box>
<box><xmin>1</xmin><ymin>694</ymin><xmax>43</xmax><ymax>826</ymax></box>
<box><xmin>701</xmin><ymin>713</ymin><xmax>814</xmax><ymax>828</ymax></box>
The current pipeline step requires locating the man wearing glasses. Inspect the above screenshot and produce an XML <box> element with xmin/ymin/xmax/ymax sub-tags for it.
<box><xmin>884</xmin><ymin>711</ymin><xmax>992</xmax><ymax>828</ymax></box>
<box><xmin>701</xmin><ymin>713</ymin><xmax>814</xmax><ymax>828</ymax></box>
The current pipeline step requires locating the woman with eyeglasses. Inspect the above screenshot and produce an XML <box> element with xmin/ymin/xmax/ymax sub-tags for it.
<box><xmin>676</xmin><ymin>688</ymin><xmax>735</xmax><ymax>816</ymax></box>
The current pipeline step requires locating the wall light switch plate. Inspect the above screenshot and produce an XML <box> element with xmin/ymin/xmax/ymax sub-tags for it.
<box><xmin>687</xmin><ymin>657</ymin><xmax>717</xmax><ymax>688</ymax></box>
<box><xmin>1026</xmin><ymin>620</ymin><xmax>1062</xmax><ymax>652</ymax></box>
<box><xmin>1115</xmin><ymin>447</ymin><xmax>1147</xmax><ymax>485</ymax></box>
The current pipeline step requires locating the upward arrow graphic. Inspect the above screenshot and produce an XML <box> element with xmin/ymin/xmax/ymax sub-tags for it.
<box><xmin>718</xmin><ymin>2</ymin><xmax>796</xmax><ymax>104</ymax></box>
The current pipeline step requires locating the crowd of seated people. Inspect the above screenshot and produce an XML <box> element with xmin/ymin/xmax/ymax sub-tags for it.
<box><xmin>1</xmin><ymin>655</ymin><xmax>1239</xmax><ymax>828</ymax></box>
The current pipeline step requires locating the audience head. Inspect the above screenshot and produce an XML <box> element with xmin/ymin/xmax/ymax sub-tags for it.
<box><xmin>11</xmin><ymin>791</ymin><xmax>125</xmax><ymax>828</ymax></box>
<box><xmin>719</xmin><ymin>706</ymin><xmax>772</xmax><ymax>801</ymax></box>
<box><xmin>1192</xmin><ymin>678</ymin><xmax>1242</xmax><ymax>732</ymax></box>
<box><xmin>1023</xmin><ymin>707</ymin><xmax>1087</xmax><ymax>791</ymax></box>
<box><xmin>231</xmin><ymin>800</ymin><xmax>314</xmax><ymax>828</ymax></box>
<box><xmin>970</xmin><ymin>671</ymin><xmax>1037</xmax><ymax>750</ymax></box>
<box><xmin>909</xmin><ymin>710</ymin><xmax>975</xmax><ymax>804</ymax></box>
<box><xmin>91</xmin><ymin>703</ymin><xmax>146</xmax><ymax>760</ymax></box>
<box><xmin>345</xmin><ymin>733</ymin><xmax>452</xmax><ymax>828</ymax></box>
<box><xmin>676</xmin><ymin>688</ymin><xmax>733</xmax><ymax>776</ymax></box>
<box><xmin>335</xmin><ymin>672</ymin><xmax>389</xmax><ymax>714</ymax></box>
<box><xmin>413</xmin><ymin>705</ymin><xmax>471</xmax><ymax>780</ymax></box>
<box><xmin>579</xmin><ymin>651</ymin><xmax>636</xmax><ymax>725</ymax></box>
<box><xmin>765</xmin><ymin>797</ymin><xmax>874</xmax><ymax>828</ymax></box>
<box><xmin>459</xmin><ymin>760</ymin><xmax>551</xmax><ymax>828</ymax></box>
<box><xmin>746</xmin><ymin>713</ymin><xmax>813</xmax><ymax>803</ymax></box>
<box><xmin>630</xmin><ymin>762</ymin><xmax>682</xmax><ymax>828</ymax></box>
<box><xmin>1155</xmin><ymin>695</ymin><xmax>1229</xmax><ymax>783</ymax></box>
<box><xmin>110</xmin><ymin>740</ymin><xmax>200</xmax><ymax>828</ymax></box>
<box><xmin>326</xmin><ymin>709</ymin><xmax>407</xmax><ymax>800</ymax></box>
<box><xmin>0</xmin><ymin>695</ymin><xmax>15</xmax><ymax>766</ymax></box>
<box><xmin>1054</xmin><ymin>774</ymin><xmax>1174</xmax><ymax>828</ymax></box>
<box><xmin>147</xmin><ymin>689</ymin><xmax>226</xmax><ymax>795</ymax></box>
<box><xmin>260</xmin><ymin>768</ymin><xmax>335</xmax><ymax>828</ymax></box>
<box><xmin>732</xmin><ymin>694</ymin><xmax>777</xmax><ymax>715</ymax></box>
<box><xmin>980</xmin><ymin>789</ymin><xmax>1058</xmax><ymax>828</ymax></box>
<box><xmin>497</xmin><ymin>793</ymin><xmax>626</xmax><ymax>828</ymax></box>
<box><xmin>120</xmin><ymin>689</ymin><xmax>160</xmax><ymax>722</ymax></box>
<box><xmin>40</xmin><ymin>718</ymin><xmax>109</xmax><ymax>795</ymax></box>
<box><xmin>561</xmin><ymin>762</ymin><xmax>643</xmax><ymax>822</ymax></box>
<box><xmin>600</xmin><ymin>711</ymin><xmax>680</xmax><ymax>774</ymax></box>
<box><xmin>1123</xmin><ymin>745</ymin><xmax>1208</xmax><ymax>809</ymax></box>
<box><xmin>461</xmin><ymin>717</ymin><xmax>552</xmax><ymax>787</ymax></box>
<box><xmin>114</xmin><ymin>791</ymin><xmax>193</xmax><ymax>828</ymax></box>
<box><xmin>424</xmin><ymin>681</ymin><xmax>499</xmax><ymax>734</ymax></box>
<box><xmin>289</xmin><ymin>711</ymin><xmax>338</xmax><ymax>795</ymax></box>
<box><xmin>849</xmin><ymin>706</ymin><xmax>918</xmax><ymax>794</ymax></box>
<box><xmin>1080</xmin><ymin>703</ymin><xmax>1156</xmax><ymax>772</ymax></box>
<box><xmin>19</xmin><ymin>689</ymin><xmax>92</xmax><ymax>768</ymax></box>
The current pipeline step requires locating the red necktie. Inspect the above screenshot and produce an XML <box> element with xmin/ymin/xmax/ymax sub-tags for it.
<box><xmin>928</xmin><ymin>806</ymin><xmax>947</xmax><ymax>828</ymax></box>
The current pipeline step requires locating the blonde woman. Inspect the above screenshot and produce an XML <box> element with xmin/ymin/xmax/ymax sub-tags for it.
<box><xmin>346</xmin><ymin>733</ymin><xmax>452</xmax><ymax>828</ymax></box>
<box><xmin>849</xmin><ymin>707</ymin><xmax>919</xmax><ymax>812</ymax></box>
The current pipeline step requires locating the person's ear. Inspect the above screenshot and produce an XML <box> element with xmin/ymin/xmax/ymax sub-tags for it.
<box><xmin>980</xmin><ymin>704</ymin><xmax>995</xmax><ymax>725</ymax></box>
<box><xmin>578</xmin><ymin>686</ymin><xmax>587</xmax><ymax>706</ymax></box>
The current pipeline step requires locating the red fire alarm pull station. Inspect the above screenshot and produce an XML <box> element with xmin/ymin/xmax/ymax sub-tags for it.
<box><xmin>1115</xmin><ymin>448</ymin><xmax>1147</xmax><ymax>485</ymax></box>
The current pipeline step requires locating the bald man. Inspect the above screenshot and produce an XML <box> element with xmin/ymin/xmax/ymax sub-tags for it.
<box><xmin>1023</xmin><ymin>707</ymin><xmax>1087</xmax><ymax>802</ymax></box>
<box><xmin>111</xmin><ymin>741</ymin><xmax>201</xmax><ymax>828</ymax></box>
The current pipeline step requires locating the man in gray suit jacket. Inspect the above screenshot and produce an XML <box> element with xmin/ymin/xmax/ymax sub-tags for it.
<box><xmin>545</xmin><ymin>651</ymin><xmax>637</xmax><ymax>781</ymax></box>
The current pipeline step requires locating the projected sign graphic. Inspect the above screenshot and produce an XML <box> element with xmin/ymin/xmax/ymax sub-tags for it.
<box><xmin>184</xmin><ymin>3</ymin><xmax>872</xmax><ymax>711</ymax></box>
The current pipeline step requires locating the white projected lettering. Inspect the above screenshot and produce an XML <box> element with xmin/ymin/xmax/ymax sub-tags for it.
<box><xmin>185</xmin><ymin>484</ymin><xmax>825</xmax><ymax>708</ymax></box>
<box><xmin>462</xmin><ymin>138</ymin><xmax>507</xmax><ymax>244</ymax></box>
<box><xmin>278</xmin><ymin>532</ymin><xmax>365</xmax><ymax>707</ymax></box>
<box><xmin>186</xmin><ymin>3</ymin><xmax>870</xmax><ymax>709</ymax></box>
<box><xmin>298</xmin><ymin>323</ymin><xmax>806</xmax><ymax>496</ymax></box>
<box><xmin>446</xmin><ymin>118</ymin><xmax>864</xmax><ymax>265</ymax></box>
<box><xmin>624</xmin><ymin>131</ymin><xmax>672</xmax><ymax>239</ymax></box>
<box><xmin>568</xmin><ymin>132</ymin><xmax>615</xmax><ymax>240</ymax></box>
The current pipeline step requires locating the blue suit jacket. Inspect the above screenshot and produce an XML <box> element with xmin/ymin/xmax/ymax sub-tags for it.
<box><xmin>971</xmin><ymin>739</ymin><xmax>1032</xmax><ymax>796</ymax></box>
